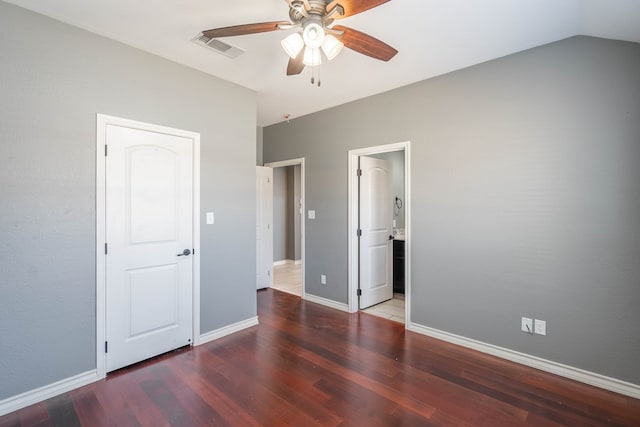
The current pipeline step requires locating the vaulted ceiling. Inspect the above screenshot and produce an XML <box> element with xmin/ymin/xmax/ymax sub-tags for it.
<box><xmin>6</xmin><ymin>0</ymin><xmax>640</xmax><ymax>125</ymax></box>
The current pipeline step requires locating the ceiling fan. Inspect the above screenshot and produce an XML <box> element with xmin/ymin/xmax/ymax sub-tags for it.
<box><xmin>201</xmin><ymin>0</ymin><xmax>397</xmax><ymax>82</ymax></box>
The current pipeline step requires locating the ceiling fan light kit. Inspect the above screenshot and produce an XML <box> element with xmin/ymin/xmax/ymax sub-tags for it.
<box><xmin>303</xmin><ymin>46</ymin><xmax>322</xmax><ymax>66</ymax></box>
<box><xmin>321</xmin><ymin>34</ymin><xmax>344</xmax><ymax>60</ymax></box>
<box><xmin>281</xmin><ymin>32</ymin><xmax>305</xmax><ymax>58</ymax></box>
<box><xmin>202</xmin><ymin>0</ymin><xmax>397</xmax><ymax>84</ymax></box>
<box><xmin>302</xmin><ymin>19</ymin><xmax>325</xmax><ymax>48</ymax></box>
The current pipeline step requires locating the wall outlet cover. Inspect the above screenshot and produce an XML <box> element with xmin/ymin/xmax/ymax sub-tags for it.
<box><xmin>320</xmin><ymin>274</ymin><xmax>326</xmax><ymax>285</ymax></box>
<box><xmin>534</xmin><ymin>319</ymin><xmax>547</xmax><ymax>336</ymax></box>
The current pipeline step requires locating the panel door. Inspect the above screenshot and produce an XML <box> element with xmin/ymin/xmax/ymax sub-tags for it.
<box><xmin>359</xmin><ymin>156</ymin><xmax>393</xmax><ymax>309</ymax></box>
<box><xmin>256</xmin><ymin>166</ymin><xmax>273</xmax><ymax>289</ymax></box>
<box><xmin>105</xmin><ymin>124</ymin><xmax>193</xmax><ymax>372</ymax></box>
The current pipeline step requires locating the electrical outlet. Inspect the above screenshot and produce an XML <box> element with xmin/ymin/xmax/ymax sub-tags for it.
<box><xmin>521</xmin><ymin>317</ymin><xmax>533</xmax><ymax>334</ymax></box>
<box><xmin>320</xmin><ymin>274</ymin><xmax>326</xmax><ymax>285</ymax></box>
<box><xmin>534</xmin><ymin>319</ymin><xmax>547</xmax><ymax>336</ymax></box>
<box><xmin>308</xmin><ymin>210</ymin><xmax>316</xmax><ymax>219</ymax></box>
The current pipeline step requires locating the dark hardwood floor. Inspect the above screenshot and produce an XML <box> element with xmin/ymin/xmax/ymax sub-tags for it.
<box><xmin>2</xmin><ymin>289</ymin><xmax>639</xmax><ymax>426</ymax></box>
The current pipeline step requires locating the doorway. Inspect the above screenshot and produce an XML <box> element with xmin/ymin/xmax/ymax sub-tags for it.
<box><xmin>265</xmin><ymin>158</ymin><xmax>305</xmax><ymax>298</ymax></box>
<box><xmin>96</xmin><ymin>114</ymin><xmax>201</xmax><ymax>377</ymax></box>
<box><xmin>348</xmin><ymin>142</ymin><xmax>410</xmax><ymax>324</ymax></box>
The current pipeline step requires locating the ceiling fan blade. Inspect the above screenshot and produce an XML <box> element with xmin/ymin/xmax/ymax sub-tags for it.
<box><xmin>287</xmin><ymin>48</ymin><xmax>305</xmax><ymax>75</ymax></box>
<box><xmin>202</xmin><ymin>22</ymin><xmax>290</xmax><ymax>39</ymax></box>
<box><xmin>333</xmin><ymin>25</ymin><xmax>397</xmax><ymax>61</ymax></box>
<box><xmin>326</xmin><ymin>0</ymin><xmax>391</xmax><ymax>19</ymax></box>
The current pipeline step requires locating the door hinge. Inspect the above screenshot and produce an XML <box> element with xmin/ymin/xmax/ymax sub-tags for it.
<box><xmin>357</xmin><ymin>289</ymin><xmax>362</xmax><ymax>296</ymax></box>
<box><xmin>357</xmin><ymin>169</ymin><xmax>362</xmax><ymax>177</ymax></box>
<box><xmin>105</xmin><ymin>144</ymin><xmax>108</xmax><ymax>156</ymax></box>
<box><xmin>104</xmin><ymin>243</ymin><xmax>108</xmax><ymax>255</ymax></box>
<box><xmin>268</xmin><ymin>270</ymin><xmax>271</xmax><ymax>277</ymax></box>
<box><xmin>104</xmin><ymin>341</ymin><xmax>108</xmax><ymax>353</ymax></box>
<box><xmin>357</xmin><ymin>229</ymin><xmax>362</xmax><ymax>237</ymax></box>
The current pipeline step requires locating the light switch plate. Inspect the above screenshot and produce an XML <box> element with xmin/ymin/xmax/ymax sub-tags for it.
<box><xmin>521</xmin><ymin>317</ymin><xmax>533</xmax><ymax>334</ymax></box>
<box><xmin>308</xmin><ymin>210</ymin><xmax>316</xmax><ymax>219</ymax></box>
<box><xmin>206</xmin><ymin>212</ymin><xmax>214</xmax><ymax>225</ymax></box>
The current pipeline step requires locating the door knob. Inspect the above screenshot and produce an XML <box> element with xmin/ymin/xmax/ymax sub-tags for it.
<box><xmin>177</xmin><ymin>249</ymin><xmax>191</xmax><ymax>256</ymax></box>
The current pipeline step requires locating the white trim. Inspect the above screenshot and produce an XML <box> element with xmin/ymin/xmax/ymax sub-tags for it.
<box><xmin>0</xmin><ymin>370</ymin><xmax>99</xmax><ymax>416</ymax></box>
<box><xmin>198</xmin><ymin>317</ymin><xmax>259</xmax><ymax>345</ymax></box>
<box><xmin>273</xmin><ymin>259</ymin><xmax>294</xmax><ymax>266</ymax></box>
<box><xmin>348</xmin><ymin>142</ymin><xmax>411</xmax><ymax>322</ymax></box>
<box><xmin>265</xmin><ymin>158</ymin><xmax>306</xmax><ymax>300</ymax></box>
<box><xmin>95</xmin><ymin>114</ymin><xmax>201</xmax><ymax>376</ymax></box>
<box><xmin>304</xmin><ymin>293</ymin><xmax>350</xmax><ymax>313</ymax></box>
<box><xmin>408</xmin><ymin>322</ymin><xmax>640</xmax><ymax>399</ymax></box>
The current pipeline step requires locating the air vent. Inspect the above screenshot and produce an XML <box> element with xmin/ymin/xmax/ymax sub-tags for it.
<box><xmin>191</xmin><ymin>33</ymin><xmax>245</xmax><ymax>59</ymax></box>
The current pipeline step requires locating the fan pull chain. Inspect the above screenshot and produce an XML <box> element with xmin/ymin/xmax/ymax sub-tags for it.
<box><xmin>310</xmin><ymin>67</ymin><xmax>321</xmax><ymax>87</ymax></box>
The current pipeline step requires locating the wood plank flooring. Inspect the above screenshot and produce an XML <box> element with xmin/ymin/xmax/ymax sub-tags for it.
<box><xmin>2</xmin><ymin>289</ymin><xmax>639</xmax><ymax>426</ymax></box>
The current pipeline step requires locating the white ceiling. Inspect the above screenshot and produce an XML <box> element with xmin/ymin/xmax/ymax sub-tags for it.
<box><xmin>6</xmin><ymin>0</ymin><xmax>640</xmax><ymax>126</ymax></box>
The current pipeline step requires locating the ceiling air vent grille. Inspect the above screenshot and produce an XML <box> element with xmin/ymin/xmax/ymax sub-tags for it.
<box><xmin>192</xmin><ymin>33</ymin><xmax>244</xmax><ymax>59</ymax></box>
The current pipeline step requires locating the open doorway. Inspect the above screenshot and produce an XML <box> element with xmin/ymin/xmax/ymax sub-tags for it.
<box><xmin>265</xmin><ymin>158</ymin><xmax>305</xmax><ymax>297</ymax></box>
<box><xmin>348</xmin><ymin>142</ymin><xmax>410</xmax><ymax>324</ymax></box>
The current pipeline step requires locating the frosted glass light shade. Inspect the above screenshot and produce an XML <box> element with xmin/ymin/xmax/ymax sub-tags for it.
<box><xmin>303</xmin><ymin>47</ymin><xmax>322</xmax><ymax>66</ymax></box>
<box><xmin>281</xmin><ymin>33</ymin><xmax>304</xmax><ymax>59</ymax></box>
<box><xmin>321</xmin><ymin>35</ymin><xmax>344</xmax><ymax>60</ymax></box>
<box><xmin>302</xmin><ymin>22</ymin><xmax>325</xmax><ymax>48</ymax></box>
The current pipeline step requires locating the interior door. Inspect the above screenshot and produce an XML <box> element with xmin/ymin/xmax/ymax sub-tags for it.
<box><xmin>256</xmin><ymin>166</ymin><xmax>273</xmax><ymax>289</ymax></box>
<box><xmin>359</xmin><ymin>156</ymin><xmax>393</xmax><ymax>309</ymax></box>
<box><xmin>105</xmin><ymin>124</ymin><xmax>193</xmax><ymax>372</ymax></box>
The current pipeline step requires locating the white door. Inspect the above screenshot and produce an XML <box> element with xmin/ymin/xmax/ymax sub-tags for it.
<box><xmin>256</xmin><ymin>166</ymin><xmax>273</xmax><ymax>289</ymax></box>
<box><xmin>359</xmin><ymin>156</ymin><xmax>393</xmax><ymax>309</ymax></box>
<box><xmin>105</xmin><ymin>124</ymin><xmax>193</xmax><ymax>372</ymax></box>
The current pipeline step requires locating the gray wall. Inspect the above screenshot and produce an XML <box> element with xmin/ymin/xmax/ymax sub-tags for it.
<box><xmin>264</xmin><ymin>36</ymin><xmax>640</xmax><ymax>385</ymax></box>
<box><xmin>371</xmin><ymin>151</ymin><xmax>405</xmax><ymax>229</ymax></box>
<box><xmin>256</xmin><ymin>126</ymin><xmax>263</xmax><ymax>166</ymax></box>
<box><xmin>0</xmin><ymin>2</ymin><xmax>257</xmax><ymax>400</ymax></box>
<box><xmin>273</xmin><ymin>165</ymin><xmax>301</xmax><ymax>262</ymax></box>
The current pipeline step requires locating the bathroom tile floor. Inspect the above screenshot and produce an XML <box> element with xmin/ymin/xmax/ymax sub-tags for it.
<box><xmin>362</xmin><ymin>293</ymin><xmax>406</xmax><ymax>324</ymax></box>
<box><xmin>272</xmin><ymin>262</ymin><xmax>405</xmax><ymax>324</ymax></box>
<box><xmin>272</xmin><ymin>262</ymin><xmax>302</xmax><ymax>296</ymax></box>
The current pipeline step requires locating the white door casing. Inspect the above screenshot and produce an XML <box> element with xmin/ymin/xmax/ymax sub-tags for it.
<box><xmin>358</xmin><ymin>156</ymin><xmax>394</xmax><ymax>309</ymax></box>
<box><xmin>256</xmin><ymin>166</ymin><xmax>273</xmax><ymax>289</ymax></box>
<box><xmin>98</xmin><ymin>116</ymin><xmax>199</xmax><ymax>374</ymax></box>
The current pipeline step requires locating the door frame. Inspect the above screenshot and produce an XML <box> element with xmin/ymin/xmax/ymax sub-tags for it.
<box><xmin>95</xmin><ymin>114</ymin><xmax>201</xmax><ymax>378</ymax></box>
<box><xmin>348</xmin><ymin>142</ymin><xmax>411</xmax><ymax>323</ymax></box>
<box><xmin>264</xmin><ymin>158</ymin><xmax>306</xmax><ymax>298</ymax></box>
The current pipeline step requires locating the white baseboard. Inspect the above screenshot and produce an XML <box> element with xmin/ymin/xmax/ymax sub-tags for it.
<box><xmin>408</xmin><ymin>322</ymin><xmax>640</xmax><ymax>399</ymax></box>
<box><xmin>294</xmin><ymin>259</ymin><xmax>302</xmax><ymax>265</ymax></box>
<box><xmin>303</xmin><ymin>293</ymin><xmax>350</xmax><ymax>313</ymax></box>
<box><xmin>0</xmin><ymin>370</ymin><xmax>99</xmax><ymax>416</ymax></box>
<box><xmin>0</xmin><ymin>317</ymin><xmax>260</xmax><ymax>417</ymax></box>
<box><xmin>198</xmin><ymin>316</ymin><xmax>259</xmax><ymax>345</ymax></box>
